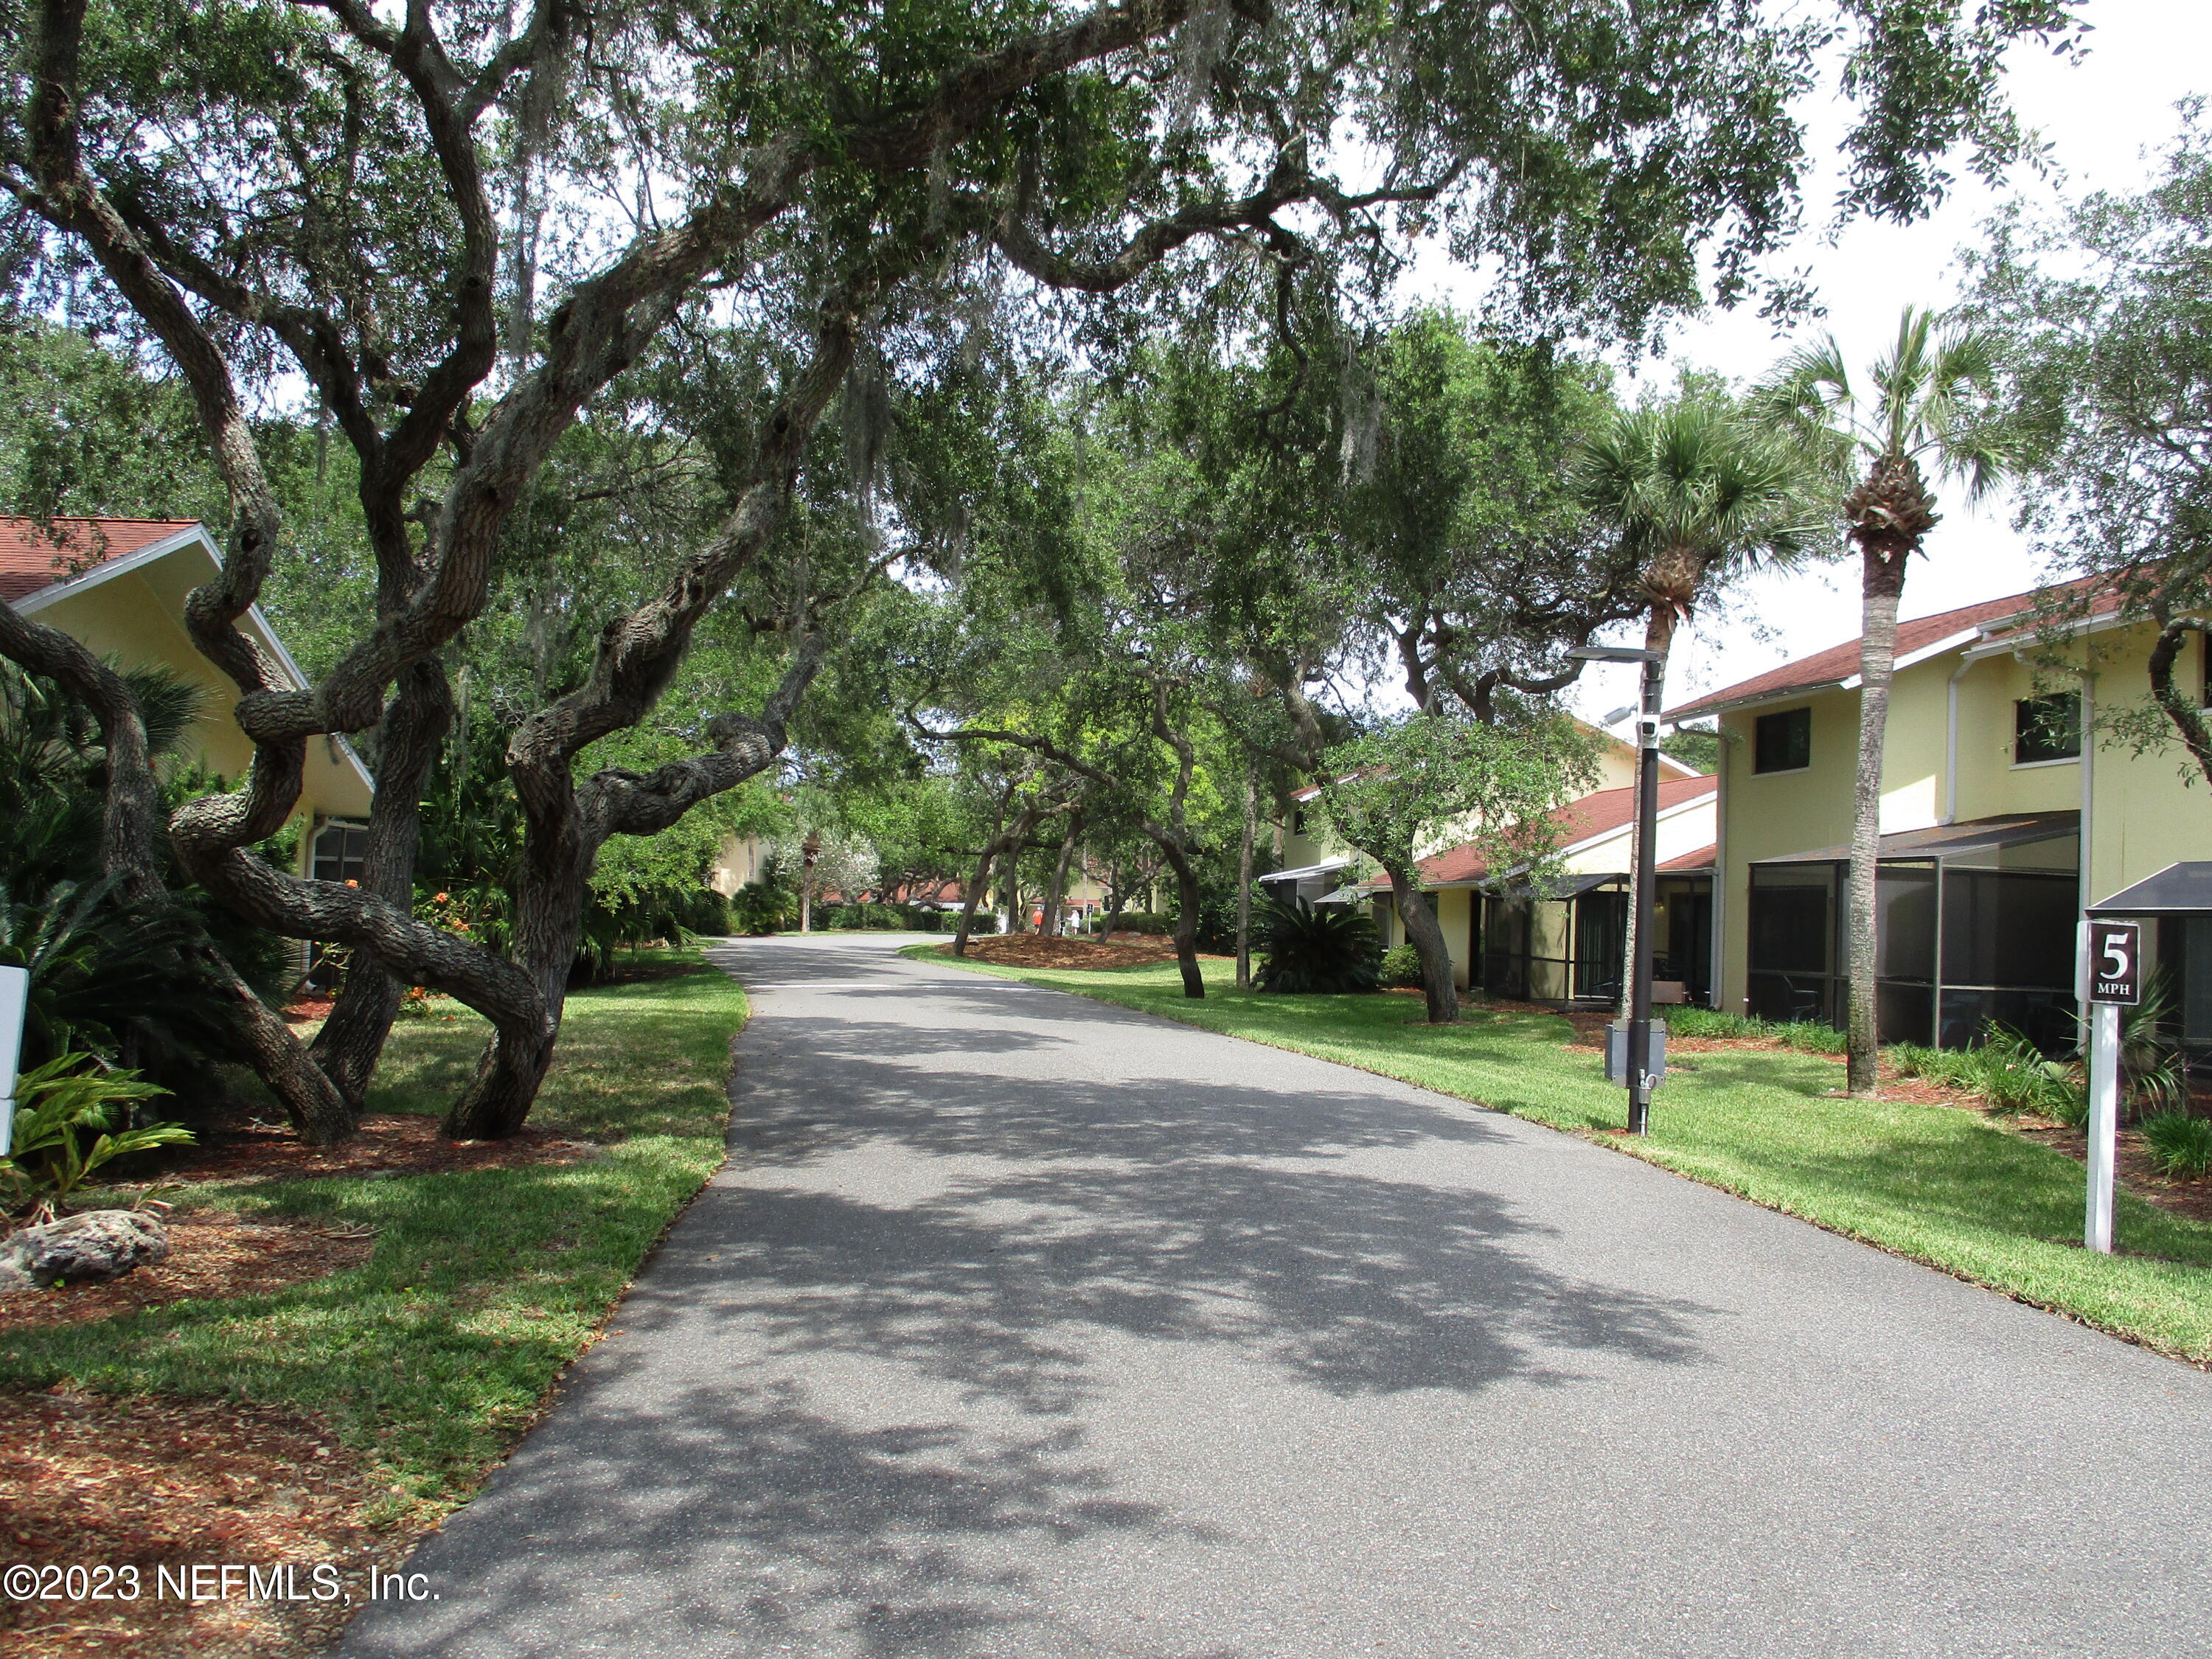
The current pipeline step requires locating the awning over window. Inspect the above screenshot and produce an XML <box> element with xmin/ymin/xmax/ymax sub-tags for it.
<box><xmin>1756</xmin><ymin>810</ymin><xmax>2080</xmax><ymax>866</ymax></box>
<box><xmin>2090</xmin><ymin>862</ymin><xmax>2212</xmax><ymax>916</ymax></box>
<box><xmin>1257</xmin><ymin>858</ymin><xmax>1351</xmax><ymax>885</ymax></box>
<box><xmin>1487</xmin><ymin>871</ymin><xmax>1626</xmax><ymax>902</ymax></box>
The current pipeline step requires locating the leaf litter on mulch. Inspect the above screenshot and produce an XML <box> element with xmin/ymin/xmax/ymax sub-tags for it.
<box><xmin>0</xmin><ymin>1390</ymin><xmax>416</xmax><ymax>1658</ymax></box>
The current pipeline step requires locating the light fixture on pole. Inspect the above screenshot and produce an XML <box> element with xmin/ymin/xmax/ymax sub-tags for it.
<box><xmin>1568</xmin><ymin>644</ymin><xmax>1666</xmax><ymax>1135</ymax></box>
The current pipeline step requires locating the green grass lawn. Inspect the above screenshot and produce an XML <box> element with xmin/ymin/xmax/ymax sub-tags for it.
<box><xmin>0</xmin><ymin>947</ymin><xmax>745</xmax><ymax>1516</ymax></box>
<box><xmin>909</xmin><ymin>945</ymin><xmax>2212</xmax><ymax>1363</ymax></box>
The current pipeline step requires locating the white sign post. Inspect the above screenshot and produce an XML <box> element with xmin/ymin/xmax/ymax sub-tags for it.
<box><xmin>0</xmin><ymin>964</ymin><xmax>27</xmax><ymax>1159</ymax></box>
<box><xmin>2079</xmin><ymin>919</ymin><xmax>2141</xmax><ymax>1254</ymax></box>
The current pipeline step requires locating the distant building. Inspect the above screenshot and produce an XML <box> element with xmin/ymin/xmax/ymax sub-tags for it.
<box><xmin>1265</xmin><ymin>720</ymin><xmax>1715</xmax><ymax>1004</ymax></box>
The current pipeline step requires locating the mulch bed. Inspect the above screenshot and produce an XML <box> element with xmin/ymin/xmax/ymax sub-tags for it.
<box><xmin>0</xmin><ymin>1389</ymin><xmax>416</xmax><ymax>1659</ymax></box>
<box><xmin>0</xmin><ymin>1212</ymin><xmax>377</xmax><ymax>1338</ymax></box>
<box><xmin>938</xmin><ymin>936</ymin><xmax>1228</xmax><ymax>971</ymax></box>
<box><xmin>279</xmin><ymin>995</ymin><xmax>336</xmax><ymax>1029</ymax></box>
<box><xmin>164</xmin><ymin>1113</ymin><xmax>608</xmax><ymax>1189</ymax></box>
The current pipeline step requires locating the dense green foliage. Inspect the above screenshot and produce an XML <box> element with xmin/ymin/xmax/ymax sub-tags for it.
<box><xmin>0</xmin><ymin>1054</ymin><xmax>193</xmax><ymax>1220</ymax></box>
<box><xmin>1255</xmin><ymin>899</ymin><xmax>1382</xmax><ymax>995</ymax></box>
<box><xmin>1972</xmin><ymin>115</ymin><xmax>2212</xmax><ymax>783</ymax></box>
<box><xmin>0</xmin><ymin>659</ymin><xmax>293</xmax><ymax>1083</ymax></box>
<box><xmin>2141</xmin><ymin>1112</ymin><xmax>2212</xmax><ymax>1180</ymax></box>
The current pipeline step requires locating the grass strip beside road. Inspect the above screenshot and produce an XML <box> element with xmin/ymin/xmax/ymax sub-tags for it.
<box><xmin>0</xmin><ymin>949</ymin><xmax>746</xmax><ymax>1517</ymax></box>
<box><xmin>908</xmin><ymin>945</ymin><xmax>2212</xmax><ymax>1364</ymax></box>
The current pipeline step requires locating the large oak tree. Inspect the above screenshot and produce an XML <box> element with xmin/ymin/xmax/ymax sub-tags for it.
<box><xmin>0</xmin><ymin>0</ymin><xmax>2079</xmax><ymax>1137</ymax></box>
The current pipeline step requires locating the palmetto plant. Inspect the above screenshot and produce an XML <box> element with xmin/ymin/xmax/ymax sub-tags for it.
<box><xmin>1573</xmin><ymin>396</ymin><xmax>1823</xmax><ymax>669</ymax></box>
<box><xmin>1254</xmin><ymin>898</ymin><xmax>1383</xmax><ymax>995</ymax></box>
<box><xmin>0</xmin><ymin>874</ymin><xmax>235</xmax><ymax>1068</ymax></box>
<box><xmin>1756</xmin><ymin>308</ymin><xmax>2013</xmax><ymax>1094</ymax></box>
<box><xmin>1572</xmin><ymin>394</ymin><xmax>1821</xmax><ymax>1004</ymax></box>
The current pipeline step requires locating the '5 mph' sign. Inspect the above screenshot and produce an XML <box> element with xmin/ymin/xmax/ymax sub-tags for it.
<box><xmin>2086</xmin><ymin>919</ymin><xmax>2142</xmax><ymax>1006</ymax></box>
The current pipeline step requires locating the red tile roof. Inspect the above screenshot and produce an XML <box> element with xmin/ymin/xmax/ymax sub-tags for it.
<box><xmin>0</xmin><ymin>517</ymin><xmax>200</xmax><ymax>604</ymax></box>
<box><xmin>1400</xmin><ymin>775</ymin><xmax>1717</xmax><ymax>888</ymax></box>
<box><xmin>1663</xmin><ymin>577</ymin><xmax>2108</xmax><ymax>723</ymax></box>
<box><xmin>1658</xmin><ymin>844</ymin><xmax>1717</xmax><ymax>872</ymax></box>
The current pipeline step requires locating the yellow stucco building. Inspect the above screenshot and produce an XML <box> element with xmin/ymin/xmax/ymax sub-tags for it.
<box><xmin>1264</xmin><ymin>723</ymin><xmax>1717</xmax><ymax>1003</ymax></box>
<box><xmin>1669</xmin><ymin>581</ymin><xmax>2212</xmax><ymax>1049</ymax></box>
<box><xmin>1</xmin><ymin>518</ymin><xmax>375</xmax><ymax>880</ymax></box>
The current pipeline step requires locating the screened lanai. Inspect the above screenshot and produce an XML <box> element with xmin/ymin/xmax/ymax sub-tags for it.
<box><xmin>1744</xmin><ymin>810</ymin><xmax>2081</xmax><ymax>1050</ymax></box>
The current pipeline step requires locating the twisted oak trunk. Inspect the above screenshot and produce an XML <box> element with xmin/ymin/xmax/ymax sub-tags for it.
<box><xmin>310</xmin><ymin>659</ymin><xmax>454</xmax><ymax>1110</ymax></box>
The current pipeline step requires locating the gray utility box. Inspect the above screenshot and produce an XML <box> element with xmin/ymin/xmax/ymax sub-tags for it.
<box><xmin>1604</xmin><ymin>1019</ymin><xmax>1667</xmax><ymax>1088</ymax></box>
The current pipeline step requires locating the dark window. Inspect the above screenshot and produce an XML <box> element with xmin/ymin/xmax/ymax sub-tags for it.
<box><xmin>313</xmin><ymin>821</ymin><xmax>369</xmax><ymax>886</ymax></box>
<box><xmin>1748</xmin><ymin>865</ymin><xmax>1834</xmax><ymax>975</ymax></box>
<box><xmin>1753</xmin><ymin>707</ymin><xmax>1812</xmax><ymax>774</ymax></box>
<box><xmin>1290</xmin><ymin>805</ymin><xmax>1307</xmax><ymax>835</ymax></box>
<box><xmin>2014</xmin><ymin>692</ymin><xmax>2081</xmax><ymax>763</ymax></box>
<box><xmin>2160</xmin><ymin>916</ymin><xmax>2212</xmax><ymax>1051</ymax></box>
<box><xmin>1572</xmin><ymin>888</ymin><xmax>1627</xmax><ymax>1001</ymax></box>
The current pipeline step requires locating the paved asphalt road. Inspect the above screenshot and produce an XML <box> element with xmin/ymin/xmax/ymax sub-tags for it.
<box><xmin>342</xmin><ymin>933</ymin><xmax>2212</xmax><ymax>1658</ymax></box>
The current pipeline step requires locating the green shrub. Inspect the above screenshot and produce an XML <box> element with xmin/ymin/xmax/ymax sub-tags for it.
<box><xmin>730</xmin><ymin>878</ymin><xmax>798</xmax><ymax>934</ymax></box>
<box><xmin>1891</xmin><ymin>1023</ymin><xmax>2086</xmax><ymax>1124</ymax></box>
<box><xmin>1255</xmin><ymin>899</ymin><xmax>1380</xmax><ymax>995</ymax></box>
<box><xmin>1665</xmin><ymin>1007</ymin><xmax>1847</xmax><ymax>1054</ymax></box>
<box><xmin>1890</xmin><ymin>1042</ymin><xmax>1984</xmax><ymax>1091</ymax></box>
<box><xmin>1</xmin><ymin>1054</ymin><xmax>195</xmax><ymax>1220</ymax></box>
<box><xmin>2141</xmin><ymin>1110</ymin><xmax>2212</xmax><ymax>1179</ymax></box>
<box><xmin>1101</xmin><ymin>911</ymin><xmax>1173</xmax><ymax>936</ymax></box>
<box><xmin>1378</xmin><ymin>944</ymin><xmax>1423</xmax><ymax>989</ymax></box>
<box><xmin>1776</xmin><ymin>1020</ymin><xmax>1849</xmax><ymax>1055</ymax></box>
<box><xmin>1666</xmin><ymin>1007</ymin><xmax>1767</xmax><ymax>1040</ymax></box>
<box><xmin>681</xmin><ymin>888</ymin><xmax>734</xmax><ymax>936</ymax></box>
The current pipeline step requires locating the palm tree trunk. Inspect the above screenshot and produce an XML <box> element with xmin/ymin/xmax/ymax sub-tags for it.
<box><xmin>1846</xmin><ymin>540</ymin><xmax>1909</xmax><ymax>1094</ymax></box>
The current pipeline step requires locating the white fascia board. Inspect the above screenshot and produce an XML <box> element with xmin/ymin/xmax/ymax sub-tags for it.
<box><xmin>1836</xmin><ymin>627</ymin><xmax>1986</xmax><ymax>689</ymax></box>
<box><xmin>12</xmin><ymin>524</ymin><xmax>212</xmax><ymax>616</ymax></box>
<box><xmin>1961</xmin><ymin>608</ymin><xmax>2132</xmax><ymax>663</ymax></box>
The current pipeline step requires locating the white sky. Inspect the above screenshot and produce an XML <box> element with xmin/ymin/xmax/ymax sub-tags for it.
<box><xmin>1401</xmin><ymin>1</ymin><xmax>2212</xmax><ymax>731</ymax></box>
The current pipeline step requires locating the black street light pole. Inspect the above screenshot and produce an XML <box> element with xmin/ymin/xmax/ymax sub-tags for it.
<box><xmin>1570</xmin><ymin>644</ymin><xmax>1666</xmax><ymax>1135</ymax></box>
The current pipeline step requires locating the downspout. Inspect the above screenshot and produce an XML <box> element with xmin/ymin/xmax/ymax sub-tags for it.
<box><xmin>1944</xmin><ymin>653</ymin><xmax>1973</xmax><ymax>825</ymax></box>
<box><xmin>2079</xmin><ymin>666</ymin><xmax>2096</xmax><ymax>928</ymax></box>
<box><xmin>1711</xmin><ymin>729</ymin><xmax>1730</xmax><ymax>1012</ymax></box>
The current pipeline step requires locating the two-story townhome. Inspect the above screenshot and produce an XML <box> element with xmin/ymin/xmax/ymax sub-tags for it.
<box><xmin>1666</xmin><ymin>579</ymin><xmax>2212</xmax><ymax>1052</ymax></box>
<box><xmin>1263</xmin><ymin>723</ymin><xmax>1716</xmax><ymax>1004</ymax></box>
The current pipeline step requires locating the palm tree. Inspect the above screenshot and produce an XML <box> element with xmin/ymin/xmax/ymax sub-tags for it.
<box><xmin>1756</xmin><ymin>307</ymin><xmax>2010</xmax><ymax>1095</ymax></box>
<box><xmin>1573</xmin><ymin>394</ymin><xmax>1820</xmax><ymax>1002</ymax></box>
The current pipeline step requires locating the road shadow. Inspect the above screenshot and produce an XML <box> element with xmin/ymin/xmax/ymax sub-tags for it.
<box><xmin>342</xmin><ymin>934</ymin><xmax>1718</xmax><ymax>1658</ymax></box>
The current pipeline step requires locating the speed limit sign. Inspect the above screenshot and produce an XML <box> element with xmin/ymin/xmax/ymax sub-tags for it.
<box><xmin>2087</xmin><ymin>919</ymin><xmax>2141</xmax><ymax>1006</ymax></box>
